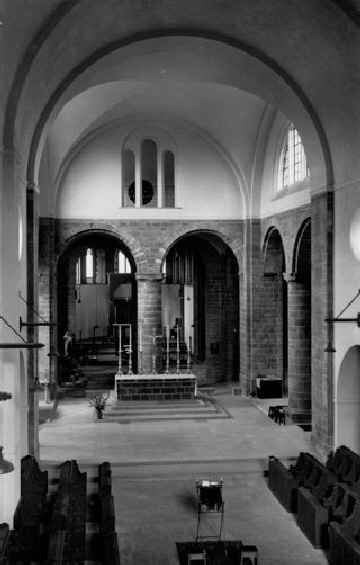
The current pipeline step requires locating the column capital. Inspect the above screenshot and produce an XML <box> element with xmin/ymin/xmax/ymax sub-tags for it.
<box><xmin>283</xmin><ymin>272</ymin><xmax>298</xmax><ymax>283</ymax></box>
<box><xmin>135</xmin><ymin>272</ymin><xmax>162</xmax><ymax>282</ymax></box>
<box><xmin>26</xmin><ymin>181</ymin><xmax>39</xmax><ymax>193</ymax></box>
<box><xmin>264</xmin><ymin>272</ymin><xmax>283</xmax><ymax>280</ymax></box>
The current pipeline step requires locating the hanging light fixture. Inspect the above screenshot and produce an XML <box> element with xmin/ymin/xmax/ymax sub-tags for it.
<box><xmin>0</xmin><ymin>447</ymin><xmax>14</xmax><ymax>474</ymax></box>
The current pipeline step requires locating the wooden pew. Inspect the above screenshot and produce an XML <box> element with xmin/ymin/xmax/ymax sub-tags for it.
<box><xmin>296</xmin><ymin>461</ymin><xmax>338</xmax><ymax>548</ymax></box>
<box><xmin>102</xmin><ymin>532</ymin><xmax>121</xmax><ymax>565</ymax></box>
<box><xmin>268</xmin><ymin>452</ymin><xmax>316</xmax><ymax>513</ymax></box>
<box><xmin>47</xmin><ymin>460</ymin><xmax>87</xmax><ymax>564</ymax></box>
<box><xmin>97</xmin><ymin>462</ymin><xmax>120</xmax><ymax>565</ymax></box>
<box><xmin>328</xmin><ymin>493</ymin><xmax>360</xmax><ymax>565</ymax></box>
<box><xmin>11</xmin><ymin>455</ymin><xmax>48</xmax><ymax>562</ymax></box>
<box><xmin>0</xmin><ymin>523</ymin><xmax>9</xmax><ymax>565</ymax></box>
<box><xmin>327</xmin><ymin>445</ymin><xmax>360</xmax><ymax>486</ymax></box>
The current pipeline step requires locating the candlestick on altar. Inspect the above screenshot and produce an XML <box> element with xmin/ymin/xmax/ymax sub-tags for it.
<box><xmin>138</xmin><ymin>321</ymin><xmax>143</xmax><ymax>374</ymax></box>
<box><xmin>128</xmin><ymin>326</ymin><xmax>133</xmax><ymax>375</ymax></box>
<box><xmin>166</xmin><ymin>325</ymin><xmax>170</xmax><ymax>374</ymax></box>
<box><xmin>139</xmin><ymin>321</ymin><xmax>143</xmax><ymax>352</ymax></box>
<box><xmin>113</xmin><ymin>323</ymin><xmax>132</xmax><ymax>374</ymax></box>
<box><xmin>152</xmin><ymin>327</ymin><xmax>156</xmax><ymax>374</ymax></box>
<box><xmin>118</xmin><ymin>325</ymin><xmax>122</xmax><ymax>374</ymax></box>
<box><xmin>187</xmin><ymin>335</ymin><xmax>192</xmax><ymax>373</ymax></box>
<box><xmin>176</xmin><ymin>325</ymin><xmax>180</xmax><ymax>374</ymax></box>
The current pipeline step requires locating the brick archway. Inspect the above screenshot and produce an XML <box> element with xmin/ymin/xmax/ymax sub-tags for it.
<box><xmin>42</xmin><ymin>229</ymin><xmax>138</xmax><ymax>387</ymax></box>
<box><xmin>161</xmin><ymin>230</ymin><xmax>240</xmax><ymax>384</ymax></box>
<box><xmin>287</xmin><ymin>220</ymin><xmax>312</xmax><ymax>428</ymax></box>
<box><xmin>261</xmin><ymin>227</ymin><xmax>287</xmax><ymax>393</ymax></box>
<box><xmin>337</xmin><ymin>346</ymin><xmax>360</xmax><ymax>451</ymax></box>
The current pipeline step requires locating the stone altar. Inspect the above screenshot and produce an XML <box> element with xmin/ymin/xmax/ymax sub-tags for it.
<box><xmin>115</xmin><ymin>372</ymin><xmax>197</xmax><ymax>401</ymax></box>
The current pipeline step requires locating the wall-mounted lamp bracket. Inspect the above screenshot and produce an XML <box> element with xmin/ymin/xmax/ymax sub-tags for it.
<box><xmin>324</xmin><ymin>313</ymin><xmax>360</xmax><ymax>327</ymax></box>
<box><xmin>19</xmin><ymin>316</ymin><xmax>57</xmax><ymax>332</ymax></box>
<box><xmin>0</xmin><ymin>342</ymin><xmax>44</xmax><ymax>349</ymax></box>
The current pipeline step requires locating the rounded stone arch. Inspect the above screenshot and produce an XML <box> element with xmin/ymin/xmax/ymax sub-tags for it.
<box><xmin>292</xmin><ymin>218</ymin><xmax>311</xmax><ymax>281</ymax></box>
<box><xmin>56</xmin><ymin>228</ymin><xmax>138</xmax><ymax>341</ymax></box>
<box><xmin>263</xmin><ymin>226</ymin><xmax>286</xmax><ymax>275</ymax></box>
<box><xmin>159</xmin><ymin>228</ymin><xmax>240</xmax><ymax>274</ymax></box>
<box><xmin>287</xmin><ymin>217</ymin><xmax>312</xmax><ymax>428</ymax></box>
<box><xmin>21</xmin><ymin>29</ymin><xmax>333</xmax><ymax>187</ymax></box>
<box><xmin>57</xmin><ymin>227</ymin><xmax>138</xmax><ymax>272</ymax></box>
<box><xmin>160</xmin><ymin>228</ymin><xmax>240</xmax><ymax>383</ymax></box>
<box><xmin>337</xmin><ymin>346</ymin><xmax>360</xmax><ymax>451</ymax></box>
<box><xmin>261</xmin><ymin>226</ymin><xmax>287</xmax><ymax>393</ymax></box>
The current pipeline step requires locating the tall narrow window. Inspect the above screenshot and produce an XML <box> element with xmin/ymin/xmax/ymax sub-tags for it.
<box><xmin>75</xmin><ymin>257</ymin><xmax>81</xmax><ymax>285</ymax></box>
<box><xmin>121</xmin><ymin>135</ymin><xmax>176</xmax><ymax>209</ymax></box>
<box><xmin>141</xmin><ymin>139</ymin><xmax>157</xmax><ymax>207</ymax></box>
<box><xmin>116</xmin><ymin>250</ymin><xmax>132</xmax><ymax>274</ymax></box>
<box><xmin>95</xmin><ymin>249</ymin><xmax>106</xmax><ymax>283</ymax></box>
<box><xmin>123</xmin><ymin>148</ymin><xmax>135</xmax><ymax>207</ymax></box>
<box><xmin>278</xmin><ymin>124</ymin><xmax>308</xmax><ymax>191</ymax></box>
<box><xmin>163</xmin><ymin>150</ymin><xmax>175</xmax><ymax>207</ymax></box>
<box><xmin>85</xmin><ymin>248</ymin><xmax>94</xmax><ymax>283</ymax></box>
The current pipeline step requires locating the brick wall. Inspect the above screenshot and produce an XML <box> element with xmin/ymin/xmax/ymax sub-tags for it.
<box><xmin>39</xmin><ymin>202</ymin><xmax>333</xmax><ymax>455</ymax></box>
<box><xmin>40</xmin><ymin>217</ymin><xmax>245</xmax><ymax>386</ymax></box>
<box><xmin>137</xmin><ymin>275</ymin><xmax>162</xmax><ymax>374</ymax></box>
<box><xmin>287</xmin><ymin>278</ymin><xmax>311</xmax><ymax>423</ymax></box>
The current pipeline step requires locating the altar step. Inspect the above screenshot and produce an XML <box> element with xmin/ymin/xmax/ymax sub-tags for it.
<box><xmin>59</xmin><ymin>363</ymin><xmax>116</xmax><ymax>399</ymax></box>
<box><xmin>102</xmin><ymin>397</ymin><xmax>230</xmax><ymax>423</ymax></box>
<box><xmin>81</xmin><ymin>365</ymin><xmax>116</xmax><ymax>389</ymax></box>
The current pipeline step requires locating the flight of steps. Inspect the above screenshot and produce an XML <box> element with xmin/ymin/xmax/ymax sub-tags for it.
<box><xmin>191</xmin><ymin>361</ymin><xmax>208</xmax><ymax>386</ymax></box>
<box><xmin>83</xmin><ymin>365</ymin><xmax>116</xmax><ymax>396</ymax></box>
<box><xmin>102</xmin><ymin>396</ymin><xmax>231</xmax><ymax>423</ymax></box>
<box><xmin>59</xmin><ymin>344</ymin><xmax>117</xmax><ymax>399</ymax></box>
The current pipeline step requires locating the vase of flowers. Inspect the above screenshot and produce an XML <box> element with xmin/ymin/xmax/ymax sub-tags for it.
<box><xmin>89</xmin><ymin>393</ymin><xmax>108</xmax><ymax>419</ymax></box>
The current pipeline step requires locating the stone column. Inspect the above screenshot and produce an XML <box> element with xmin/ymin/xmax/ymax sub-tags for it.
<box><xmin>38</xmin><ymin>218</ymin><xmax>56</xmax><ymax>397</ymax></box>
<box><xmin>311</xmin><ymin>192</ymin><xmax>334</xmax><ymax>457</ymax></box>
<box><xmin>285</xmin><ymin>272</ymin><xmax>311</xmax><ymax>425</ymax></box>
<box><xmin>136</xmin><ymin>273</ymin><xmax>162</xmax><ymax>374</ymax></box>
<box><xmin>26</xmin><ymin>183</ymin><xmax>40</xmax><ymax>459</ymax></box>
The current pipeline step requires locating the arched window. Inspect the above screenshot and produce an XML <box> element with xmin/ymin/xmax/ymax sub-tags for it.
<box><xmin>141</xmin><ymin>139</ymin><xmax>157</xmax><ymax>207</ymax></box>
<box><xmin>75</xmin><ymin>257</ymin><xmax>81</xmax><ymax>285</ymax></box>
<box><xmin>115</xmin><ymin>249</ymin><xmax>132</xmax><ymax>274</ymax></box>
<box><xmin>121</xmin><ymin>135</ymin><xmax>176</xmax><ymax>208</ymax></box>
<box><xmin>163</xmin><ymin>150</ymin><xmax>175</xmax><ymax>207</ymax></box>
<box><xmin>85</xmin><ymin>248</ymin><xmax>94</xmax><ymax>283</ymax></box>
<box><xmin>95</xmin><ymin>248</ymin><xmax>106</xmax><ymax>283</ymax></box>
<box><xmin>122</xmin><ymin>148</ymin><xmax>135</xmax><ymax>207</ymax></box>
<box><xmin>278</xmin><ymin>124</ymin><xmax>309</xmax><ymax>191</ymax></box>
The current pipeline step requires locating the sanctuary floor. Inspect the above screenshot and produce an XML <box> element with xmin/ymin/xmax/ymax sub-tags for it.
<box><xmin>39</xmin><ymin>387</ymin><xmax>329</xmax><ymax>565</ymax></box>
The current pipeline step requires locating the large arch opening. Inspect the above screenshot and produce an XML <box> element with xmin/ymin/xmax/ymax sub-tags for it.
<box><xmin>56</xmin><ymin>231</ymin><xmax>137</xmax><ymax>389</ymax></box>
<box><xmin>287</xmin><ymin>219</ymin><xmax>312</xmax><ymax>429</ymax></box>
<box><xmin>262</xmin><ymin>227</ymin><xmax>287</xmax><ymax>395</ymax></box>
<box><xmin>24</xmin><ymin>31</ymin><xmax>331</xmax><ymax>452</ymax></box>
<box><xmin>337</xmin><ymin>346</ymin><xmax>360</xmax><ymax>452</ymax></box>
<box><xmin>161</xmin><ymin>231</ymin><xmax>239</xmax><ymax>384</ymax></box>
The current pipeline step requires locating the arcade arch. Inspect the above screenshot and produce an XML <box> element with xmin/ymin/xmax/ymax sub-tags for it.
<box><xmin>287</xmin><ymin>219</ymin><xmax>312</xmax><ymax>428</ymax></box>
<box><xmin>262</xmin><ymin>227</ymin><xmax>287</xmax><ymax>393</ymax></box>
<box><xmin>337</xmin><ymin>346</ymin><xmax>360</xmax><ymax>452</ymax></box>
<box><xmin>161</xmin><ymin>231</ymin><xmax>239</xmax><ymax>384</ymax></box>
<box><xmin>56</xmin><ymin>231</ymin><xmax>137</xmax><ymax>383</ymax></box>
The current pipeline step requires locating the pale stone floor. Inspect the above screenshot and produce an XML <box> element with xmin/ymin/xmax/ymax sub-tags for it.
<box><xmin>39</xmin><ymin>390</ymin><xmax>329</xmax><ymax>564</ymax></box>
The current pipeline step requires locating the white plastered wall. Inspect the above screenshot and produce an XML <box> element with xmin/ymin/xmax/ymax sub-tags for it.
<box><xmin>54</xmin><ymin>121</ymin><xmax>244</xmax><ymax>220</ymax></box>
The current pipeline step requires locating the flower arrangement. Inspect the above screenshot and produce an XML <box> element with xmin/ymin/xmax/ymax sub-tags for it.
<box><xmin>89</xmin><ymin>393</ymin><xmax>108</xmax><ymax>419</ymax></box>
